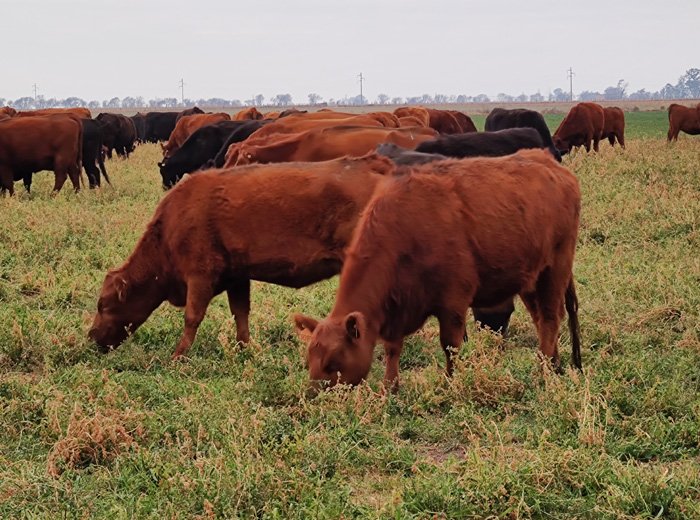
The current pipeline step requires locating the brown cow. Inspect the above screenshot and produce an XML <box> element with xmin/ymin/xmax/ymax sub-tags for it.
<box><xmin>88</xmin><ymin>154</ymin><xmax>397</xmax><ymax>357</ymax></box>
<box><xmin>553</xmin><ymin>102</ymin><xmax>605</xmax><ymax>154</ymax></box>
<box><xmin>1</xmin><ymin>107</ymin><xmax>17</xmax><ymax>117</ymax></box>
<box><xmin>242</xmin><ymin>115</ymin><xmax>383</xmax><ymax>143</ymax></box>
<box><xmin>0</xmin><ymin>114</ymin><xmax>10</xmax><ymax>122</ymax></box>
<box><xmin>233</xmin><ymin>107</ymin><xmax>264</xmax><ymax>121</ymax></box>
<box><xmin>398</xmin><ymin>116</ymin><xmax>427</xmax><ymax>127</ymax></box>
<box><xmin>366</xmin><ymin>112</ymin><xmax>401</xmax><ymax>128</ymax></box>
<box><xmin>602</xmin><ymin>107</ymin><xmax>625</xmax><ymax>148</ymax></box>
<box><xmin>446</xmin><ymin>110</ymin><xmax>478</xmax><ymax>133</ymax></box>
<box><xmin>0</xmin><ymin>115</ymin><xmax>83</xmax><ymax>195</ymax></box>
<box><xmin>394</xmin><ymin>107</ymin><xmax>430</xmax><ymax>126</ymax></box>
<box><xmin>295</xmin><ymin>149</ymin><xmax>582</xmax><ymax>392</ymax></box>
<box><xmin>15</xmin><ymin>107</ymin><xmax>92</xmax><ymax>119</ymax></box>
<box><xmin>425</xmin><ymin>108</ymin><xmax>463</xmax><ymax>134</ymax></box>
<box><xmin>162</xmin><ymin>113</ymin><xmax>230</xmax><ymax>157</ymax></box>
<box><xmin>263</xmin><ymin>111</ymin><xmax>281</xmax><ymax>119</ymax></box>
<box><xmin>667</xmin><ymin>103</ymin><xmax>700</xmax><ymax>141</ymax></box>
<box><xmin>228</xmin><ymin>125</ymin><xmax>438</xmax><ymax>166</ymax></box>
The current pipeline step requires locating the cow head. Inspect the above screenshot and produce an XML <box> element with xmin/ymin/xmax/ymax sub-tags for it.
<box><xmin>294</xmin><ymin>312</ymin><xmax>375</xmax><ymax>395</ymax></box>
<box><xmin>552</xmin><ymin>135</ymin><xmax>570</xmax><ymax>156</ymax></box>
<box><xmin>158</xmin><ymin>158</ymin><xmax>179</xmax><ymax>189</ymax></box>
<box><xmin>88</xmin><ymin>270</ymin><xmax>164</xmax><ymax>352</ymax></box>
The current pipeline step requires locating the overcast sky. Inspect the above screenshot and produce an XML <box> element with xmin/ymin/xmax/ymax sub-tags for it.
<box><xmin>3</xmin><ymin>0</ymin><xmax>698</xmax><ymax>103</ymax></box>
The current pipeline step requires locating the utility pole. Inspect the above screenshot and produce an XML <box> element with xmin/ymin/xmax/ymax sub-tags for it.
<box><xmin>179</xmin><ymin>78</ymin><xmax>185</xmax><ymax>105</ymax></box>
<box><xmin>33</xmin><ymin>83</ymin><xmax>38</xmax><ymax>102</ymax></box>
<box><xmin>358</xmin><ymin>73</ymin><xmax>364</xmax><ymax>104</ymax></box>
<box><xmin>567</xmin><ymin>67</ymin><xmax>575</xmax><ymax>102</ymax></box>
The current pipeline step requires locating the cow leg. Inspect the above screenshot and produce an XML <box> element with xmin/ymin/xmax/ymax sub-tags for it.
<box><xmin>67</xmin><ymin>165</ymin><xmax>81</xmax><ymax>193</ymax></box>
<box><xmin>226</xmin><ymin>279</ymin><xmax>251</xmax><ymax>343</ymax></box>
<box><xmin>531</xmin><ymin>267</ymin><xmax>570</xmax><ymax>372</ymax></box>
<box><xmin>0</xmin><ymin>167</ymin><xmax>14</xmax><ymax>196</ymax></box>
<box><xmin>437</xmin><ymin>308</ymin><xmax>468</xmax><ymax>377</ymax></box>
<box><xmin>608</xmin><ymin>134</ymin><xmax>615</xmax><ymax>147</ymax></box>
<box><xmin>172</xmin><ymin>278</ymin><xmax>214</xmax><ymax>359</ymax></box>
<box><xmin>52</xmin><ymin>170</ymin><xmax>68</xmax><ymax>193</ymax></box>
<box><xmin>593</xmin><ymin>134</ymin><xmax>601</xmax><ymax>153</ymax></box>
<box><xmin>382</xmin><ymin>339</ymin><xmax>404</xmax><ymax>393</ymax></box>
<box><xmin>618</xmin><ymin>133</ymin><xmax>625</xmax><ymax>149</ymax></box>
<box><xmin>22</xmin><ymin>172</ymin><xmax>32</xmax><ymax>193</ymax></box>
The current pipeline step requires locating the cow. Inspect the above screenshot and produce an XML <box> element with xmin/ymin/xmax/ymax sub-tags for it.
<box><xmin>208</xmin><ymin>120</ymin><xmax>270</xmax><ymax>169</ymax></box>
<box><xmin>667</xmin><ymin>103</ymin><xmax>700</xmax><ymax>141</ymax></box>
<box><xmin>425</xmin><ymin>108</ymin><xmax>463</xmax><ymax>134</ymax></box>
<box><xmin>602</xmin><ymin>107</ymin><xmax>625</xmax><ymax>148</ymax></box>
<box><xmin>96</xmin><ymin>113</ymin><xmax>137</xmax><ymax>158</ymax></box>
<box><xmin>0</xmin><ymin>114</ymin><xmax>10</xmax><ymax>122</ymax></box>
<box><xmin>88</xmin><ymin>154</ymin><xmax>397</xmax><ymax>357</ymax></box>
<box><xmin>294</xmin><ymin>149</ymin><xmax>582</xmax><ymax>393</ymax></box>
<box><xmin>485</xmin><ymin>108</ymin><xmax>562</xmax><ymax>162</ymax></box>
<box><xmin>0</xmin><ymin>115</ymin><xmax>83</xmax><ymax>195</ymax></box>
<box><xmin>279</xmin><ymin>108</ymin><xmax>307</xmax><ymax>117</ymax></box>
<box><xmin>158</xmin><ymin>120</ymin><xmax>265</xmax><ymax>187</ymax></box>
<box><xmin>553</xmin><ymin>102</ymin><xmax>605</xmax><ymax>154</ymax></box>
<box><xmin>130</xmin><ymin>113</ymin><xmax>147</xmax><ymax>143</ymax></box>
<box><xmin>144</xmin><ymin>112</ymin><xmax>179</xmax><ymax>143</ymax></box>
<box><xmin>15</xmin><ymin>107</ymin><xmax>92</xmax><ymax>119</ymax></box>
<box><xmin>81</xmin><ymin>118</ymin><xmax>110</xmax><ymax>188</ymax></box>
<box><xmin>398</xmin><ymin>116</ymin><xmax>427</xmax><ymax>127</ymax></box>
<box><xmin>240</xmin><ymin>115</ymin><xmax>384</xmax><ymax>143</ymax></box>
<box><xmin>394</xmin><ymin>107</ymin><xmax>430</xmax><ymax>126</ymax></box>
<box><xmin>366</xmin><ymin>112</ymin><xmax>401</xmax><ymax>128</ymax></box>
<box><xmin>1</xmin><ymin>107</ymin><xmax>17</xmax><ymax>117</ymax></box>
<box><xmin>416</xmin><ymin>127</ymin><xmax>547</xmax><ymax>159</ymax></box>
<box><xmin>234</xmin><ymin>107</ymin><xmax>264</xmax><ymax>120</ymax></box>
<box><xmin>176</xmin><ymin>106</ymin><xmax>205</xmax><ymax>121</ymax></box>
<box><xmin>228</xmin><ymin>125</ymin><xmax>438</xmax><ymax>166</ymax></box>
<box><xmin>161</xmin><ymin>113</ymin><xmax>230</xmax><ymax>158</ymax></box>
<box><xmin>446</xmin><ymin>110</ymin><xmax>478</xmax><ymax>133</ymax></box>
<box><xmin>376</xmin><ymin>143</ymin><xmax>448</xmax><ymax>165</ymax></box>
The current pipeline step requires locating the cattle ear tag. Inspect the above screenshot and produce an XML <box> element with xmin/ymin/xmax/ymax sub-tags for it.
<box><xmin>344</xmin><ymin>312</ymin><xmax>364</xmax><ymax>341</ymax></box>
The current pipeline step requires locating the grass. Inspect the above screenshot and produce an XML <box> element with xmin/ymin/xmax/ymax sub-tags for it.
<box><xmin>1</xmin><ymin>112</ymin><xmax>699</xmax><ymax>518</ymax></box>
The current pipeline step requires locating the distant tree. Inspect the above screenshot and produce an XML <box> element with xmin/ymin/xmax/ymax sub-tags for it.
<box><xmin>308</xmin><ymin>93</ymin><xmax>323</xmax><ymax>105</ymax></box>
<box><xmin>680</xmin><ymin>68</ymin><xmax>700</xmax><ymax>98</ymax></box>
<box><xmin>628</xmin><ymin>89</ymin><xmax>651</xmax><ymax>101</ymax></box>
<box><xmin>406</xmin><ymin>96</ymin><xmax>422</xmax><ymax>104</ymax></box>
<box><xmin>603</xmin><ymin>79</ymin><xmax>628</xmax><ymax>100</ymax></box>
<box><xmin>515</xmin><ymin>93</ymin><xmax>528</xmax><ymax>103</ymax></box>
<box><xmin>254</xmin><ymin>94</ymin><xmax>265</xmax><ymax>106</ymax></box>
<box><xmin>391</xmin><ymin>96</ymin><xmax>404</xmax><ymax>105</ymax></box>
<box><xmin>272</xmin><ymin>93</ymin><xmax>293</xmax><ymax>106</ymax></box>
<box><xmin>88</xmin><ymin>100</ymin><xmax>100</xmax><ymax>109</ymax></box>
<box><xmin>529</xmin><ymin>92</ymin><xmax>545</xmax><ymax>102</ymax></box>
<box><xmin>61</xmin><ymin>97</ymin><xmax>86</xmax><ymax>107</ymax></box>
<box><xmin>497</xmin><ymin>93</ymin><xmax>514</xmax><ymax>102</ymax></box>
<box><xmin>455</xmin><ymin>94</ymin><xmax>471</xmax><ymax>103</ymax></box>
<box><xmin>376</xmin><ymin>93</ymin><xmax>389</xmax><ymax>105</ymax></box>
<box><xmin>230</xmin><ymin>99</ymin><xmax>242</xmax><ymax>107</ymax></box>
<box><xmin>549</xmin><ymin>88</ymin><xmax>569</xmax><ymax>102</ymax></box>
<box><xmin>13</xmin><ymin>97</ymin><xmax>35</xmax><ymax>109</ymax></box>
<box><xmin>122</xmin><ymin>96</ymin><xmax>138</xmax><ymax>108</ymax></box>
<box><xmin>434</xmin><ymin>93</ymin><xmax>449</xmax><ymax>104</ymax></box>
<box><xmin>579</xmin><ymin>90</ymin><xmax>603</xmax><ymax>101</ymax></box>
<box><xmin>473</xmin><ymin>94</ymin><xmax>490</xmax><ymax>103</ymax></box>
<box><xmin>105</xmin><ymin>97</ymin><xmax>121</xmax><ymax>108</ymax></box>
<box><xmin>0</xmin><ymin>98</ymin><xmax>5</xmax><ymax>106</ymax></box>
<box><xmin>419</xmin><ymin>94</ymin><xmax>433</xmax><ymax>104</ymax></box>
<box><xmin>659</xmin><ymin>83</ymin><xmax>679</xmax><ymax>100</ymax></box>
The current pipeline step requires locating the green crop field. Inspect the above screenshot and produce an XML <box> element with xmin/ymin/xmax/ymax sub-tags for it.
<box><xmin>1</xmin><ymin>114</ymin><xmax>699</xmax><ymax>518</ymax></box>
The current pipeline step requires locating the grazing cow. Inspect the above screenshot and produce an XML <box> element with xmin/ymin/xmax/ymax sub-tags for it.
<box><xmin>602</xmin><ymin>107</ymin><xmax>625</xmax><ymax>148</ymax></box>
<box><xmin>425</xmin><ymin>108</ymin><xmax>463</xmax><ymax>134</ymax></box>
<box><xmin>81</xmin><ymin>118</ymin><xmax>110</xmax><ymax>188</ymax></box>
<box><xmin>144</xmin><ymin>112</ymin><xmax>179</xmax><ymax>143</ymax></box>
<box><xmin>176</xmin><ymin>106</ymin><xmax>205</xmax><ymax>121</ymax></box>
<box><xmin>416</xmin><ymin>127</ymin><xmax>547</xmax><ymax>159</ymax></box>
<box><xmin>366</xmin><ymin>112</ymin><xmax>401</xmax><ymax>128</ymax></box>
<box><xmin>15</xmin><ymin>107</ymin><xmax>92</xmax><ymax>119</ymax></box>
<box><xmin>162</xmin><ymin>112</ymin><xmax>230</xmax><ymax>157</ymax></box>
<box><xmin>280</xmin><ymin>108</ymin><xmax>307</xmax><ymax>117</ymax></box>
<box><xmin>229</xmin><ymin>125</ymin><xmax>438</xmax><ymax>166</ymax></box>
<box><xmin>667</xmin><ymin>103</ymin><xmax>700</xmax><ymax>141</ymax></box>
<box><xmin>264</xmin><ymin>111</ymin><xmax>281</xmax><ymax>119</ymax></box>
<box><xmin>553</xmin><ymin>102</ymin><xmax>605</xmax><ymax>154</ymax></box>
<box><xmin>241</xmin><ymin>115</ymin><xmax>383</xmax><ymax>142</ymax></box>
<box><xmin>88</xmin><ymin>154</ymin><xmax>397</xmax><ymax>357</ymax></box>
<box><xmin>158</xmin><ymin>120</ymin><xmax>263</xmax><ymax>187</ymax></box>
<box><xmin>96</xmin><ymin>113</ymin><xmax>137</xmax><ymax>158</ymax></box>
<box><xmin>398</xmin><ymin>116</ymin><xmax>426</xmax><ymax>127</ymax></box>
<box><xmin>394</xmin><ymin>107</ymin><xmax>430</xmax><ymax>126</ymax></box>
<box><xmin>130</xmin><ymin>113</ymin><xmax>147</xmax><ymax>143</ymax></box>
<box><xmin>485</xmin><ymin>108</ymin><xmax>561</xmax><ymax>162</ymax></box>
<box><xmin>294</xmin><ymin>149</ymin><xmax>582</xmax><ymax>392</ymax></box>
<box><xmin>446</xmin><ymin>110</ymin><xmax>478</xmax><ymax>133</ymax></box>
<box><xmin>208</xmin><ymin>120</ymin><xmax>270</xmax><ymax>168</ymax></box>
<box><xmin>0</xmin><ymin>115</ymin><xmax>83</xmax><ymax>195</ymax></box>
<box><xmin>1</xmin><ymin>107</ymin><xmax>17</xmax><ymax>117</ymax></box>
<box><xmin>376</xmin><ymin>143</ymin><xmax>448</xmax><ymax>165</ymax></box>
<box><xmin>234</xmin><ymin>107</ymin><xmax>264</xmax><ymax>120</ymax></box>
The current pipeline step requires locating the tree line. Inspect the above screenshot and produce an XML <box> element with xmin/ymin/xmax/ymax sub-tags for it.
<box><xmin>3</xmin><ymin>69</ymin><xmax>699</xmax><ymax>110</ymax></box>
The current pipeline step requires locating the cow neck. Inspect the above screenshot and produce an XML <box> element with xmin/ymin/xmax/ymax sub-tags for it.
<box><xmin>121</xmin><ymin>221</ymin><xmax>166</xmax><ymax>289</ymax></box>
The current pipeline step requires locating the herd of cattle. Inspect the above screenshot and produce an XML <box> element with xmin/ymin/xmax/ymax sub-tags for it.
<box><xmin>1</xmin><ymin>100</ymin><xmax>698</xmax><ymax>391</ymax></box>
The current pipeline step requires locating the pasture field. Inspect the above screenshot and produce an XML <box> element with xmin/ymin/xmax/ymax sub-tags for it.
<box><xmin>1</xmin><ymin>113</ymin><xmax>699</xmax><ymax>518</ymax></box>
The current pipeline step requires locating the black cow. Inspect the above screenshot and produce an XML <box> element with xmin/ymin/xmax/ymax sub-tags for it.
<box><xmin>376</xmin><ymin>143</ymin><xmax>447</xmax><ymax>165</ymax></box>
<box><xmin>96</xmin><ymin>113</ymin><xmax>137</xmax><ymax>158</ymax></box>
<box><xmin>416</xmin><ymin>127</ymin><xmax>546</xmax><ymax>159</ymax></box>
<box><xmin>158</xmin><ymin>121</ymin><xmax>247</xmax><ymax>187</ymax></box>
<box><xmin>144</xmin><ymin>112</ymin><xmax>179</xmax><ymax>143</ymax></box>
<box><xmin>130</xmin><ymin>113</ymin><xmax>146</xmax><ymax>143</ymax></box>
<box><xmin>208</xmin><ymin>120</ymin><xmax>270</xmax><ymax>168</ymax></box>
<box><xmin>485</xmin><ymin>108</ymin><xmax>561</xmax><ymax>162</ymax></box>
<box><xmin>176</xmin><ymin>106</ymin><xmax>205</xmax><ymax>121</ymax></box>
<box><xmin>82</xmin><ymin>119</ymin><xmax>110</xmax><ymax>188</ymax></box>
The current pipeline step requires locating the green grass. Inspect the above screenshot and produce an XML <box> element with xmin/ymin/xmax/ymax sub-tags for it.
<box><xmin>1</xmin><ymin>121</ymin><xmax>699</xmax><ymax>518</ymax></box>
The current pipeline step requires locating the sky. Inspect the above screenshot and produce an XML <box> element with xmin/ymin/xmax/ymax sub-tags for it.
<box><xmin>2</xmin><ymin>0</ymin><xmax>698</xmax><ymax>103</ymax></box>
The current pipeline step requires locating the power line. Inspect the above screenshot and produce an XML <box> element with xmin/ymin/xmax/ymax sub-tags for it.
<box><xmin>567</xmin><ymin>67</ymin><xmax>575</xmax><ymax>102</ymax></box>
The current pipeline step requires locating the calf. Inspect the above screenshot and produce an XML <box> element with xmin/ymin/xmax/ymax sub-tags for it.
<box><xmin>295</xmin><ymin>149</ymin><xmax>582</xmax><ymax>393</ymax></box>
<box><xmin>88</xmin><ymin>154</ymin><xmax>397</xmax><ymax>357</ymax></box>
<box><xmin>485</xmin><ymin>108</ymin><xmax>561</xmax><ymax>161</ymax></box>
<box><xmin>416</xmin><ymin>127</ymin><xmax>546</xmax><ymax>159</ymax></box>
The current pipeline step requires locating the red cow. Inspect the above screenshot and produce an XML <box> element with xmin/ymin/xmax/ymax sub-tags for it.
<box><xmin>553</xmin><ymin>102</ymin><xmax>605</xmax><ymax>154</ymax></box>
<box><xmin>667</xmin><ymin>103</ymin><xmax>700</xmax><ymax>141</ymax></box>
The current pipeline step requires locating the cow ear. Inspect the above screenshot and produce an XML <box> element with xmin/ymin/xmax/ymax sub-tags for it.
<box><xmin>114</xmin><ymin>276</ymin><xmax>129</xmax><ymax>302</ymax></box>
<box><xmin>344</xmin><ymin>312</ymin><xmax>366</xmax><ymax>342</ymax></box>
<box><xmin>293</xmin><ymin>313</ymin><xmax>318</xmax><ymax>343</ymax></box>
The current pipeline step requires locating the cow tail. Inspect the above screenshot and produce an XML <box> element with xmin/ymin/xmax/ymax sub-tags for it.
<box><xmin>565</xmin><ymin>277</ymin><xmax>582</xmax><ymax>370</ymax></box>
